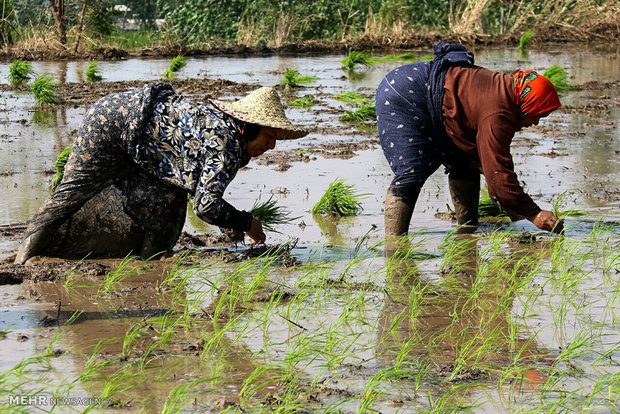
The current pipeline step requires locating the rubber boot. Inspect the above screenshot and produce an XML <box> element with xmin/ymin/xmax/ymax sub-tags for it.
<box><xmin>448</xmin><ymin>175</ymin><xmax>480</xmax><ymax>227</ymax></box>
<box><xmin>384</xmin><ymin>187</ymin><xmax>416</xmax><ymax>253</ymax></box>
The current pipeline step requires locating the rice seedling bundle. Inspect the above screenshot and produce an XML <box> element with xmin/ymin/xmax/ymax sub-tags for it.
<box><xmin>518</xmin><ymin>31</ymin><xmax>534</xmax><ymax>50</ymax></box>
<box><xmin>340</xmin><ymin>50</ymin><xmax>373</xmax><ymax>71</ymax></box>
<box><xmin>279</xmin><ymin>68</ymin><xmax>318</xmax><ymax>88</ymax></box>
<box><xmin>312</xmin><ymin>179</ymin><xmax>364</xmax><ymax>216</ymax></box>
<box><xmin>340</xmin><ymin>103</ymin><xmax>376</xmax><ymax>122</ymax></box>
<box><xmin>8</xmin><ymin>60</ymin><xmax>34</xmax><ymax>86</ymax></box>
<box><xmin>31</xmin><ymin>74</ymin><xmax>60</xmax><ymax>105</ymax></box>
<box><xmin>543</xmin><ymin>65</ymin><xmax>572</xmax><ymax>91</ymax></box>
<box><xmin>162</xmin><ymin>55</ymin><xmax>187</xmax><ymax>79</ymax></box>
<box><xmin>335</xmin><ymin>92</ymin><xmax>371</xmax><ymax>105</ymax></box>
<box><xmin>288</xmin><ymin>96</ymin><xmax>318</xmax><ymax>108</ymax></box>
<box><xmin>50</xmin><ymin>144</ymin><xmax>72</xmax><ymax>191</ymax></box>
<box><xmin>85</xmin><ymin>61</ymin><xmax>103</xmax><ymax>82</ymax></box>
<box><xmin>224</xmin><ymin>197</ymin><xmax>300</xmax><ymax>242</ymax></box>
<box><xmin>478</xmin><ymin>186</ymin><xmax>508</xmax><ymax>218</ymax></box>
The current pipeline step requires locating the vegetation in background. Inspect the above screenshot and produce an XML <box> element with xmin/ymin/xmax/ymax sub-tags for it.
<box><xmin>279</xmin><ymin>68</ymin><xmax>318</xmax><ymax>88</ymax></box>
<box><xmin>371</xmin><ymin>52</ymin><xmax>434</xmax><ymax>63</ymax></box>
<box><xmin>31</xmin><ymin>74</ymin><xmax>60</xmax><ymax>105</ymax></box>
<box><xmin>7</xmin><ymin>60</ymin><xmax>34</xmax><ymax>86</ymax></box>
<box><xmin>85</xmin><ymin>61</ymin><xmax>103</xmax><ymax>82</ymax></box>
<box><xmin>543</xmin><ymin>65</ymin><xmax>573</xmax><ymax>91</ymax></box>
<box><xmin>51</xmin><ymin>144</ymin><xmax>72</xmax><ymax>191</ymax></box>
<box><xmin>312</xmin><ymin>179</ymin><xmax>364</xmax><ymax>216</ymax></box>
<box><xmin>518</xmin><ymin>31</ymin><xmax>534</xmax><ymax>51</ymax></box>
<box><xmin>288</xmin><ymin>96</ymin><xmax>318</xmax><ymax>108</ymax></box>
<box><xmin>162</xmin><ymin>55</ymin><xmax>187</xmax><ymax>80</ymax></box>
<box><xmin>341</xmin><ymin>103</ymin><xmax>376</xmax><ymax>123</ymax></box>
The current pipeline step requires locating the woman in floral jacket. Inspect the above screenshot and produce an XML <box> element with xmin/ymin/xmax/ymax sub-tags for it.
<box><xmin>15</xmin><ymin>85</ymin><xmax>307</xmax><ymax>264</ymax></box>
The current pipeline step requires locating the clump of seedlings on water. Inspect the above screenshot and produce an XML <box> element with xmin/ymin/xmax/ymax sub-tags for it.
<box><xmin>335</xmin><ymin>91</ymin><xmax>371</xmax><ymax>105</ymax></box>
<box><xmin>279</xmin><ymin>68</ymin><xmax>318</xmax><ymax>88</ymax></box>
<box><xmin>85</xmin><ymin>61</ymin><xmax>103</xmax><ymax>82</ymax></box>
<box><xmin>7</xmin><ymin>60</ymin><xmax>35</xmax><ymax>86</ymax></box>
<box><xmin>340</xmin><ymin>50</ymin><xmax>374</xmax><ymax>71</ymax></box>
<box><xmin>224</xmin><ymin>196</ymin><xmax>300</xmax><ymax>243</ymax></box>
<box><xmin>31</xmin><ymin>74</ymin><xmax>60</xmax><ymax>105</ymax></box>
<box><xmin>288</xmin><ymin>95</ymin><xmax>318</xmax><ymax>108</ymax></box>
<box><xmin>478</xmin><ymin>185</ymin><xmax>508</xmax><ymax>219</ymax></box>
<box><xmin>543</xmin><ymin>65</ymin><xmax>573</xmax><ymax>91</ymax></box>
<box><xmin>312</xmin><ymin>178</ymin><xmax>364</xmax><ymax>216</ymax></box>
<box><xmin>340</xmin><ymin>103</ymin><xmax>376</xmax><ymax>123</ymax></box>
<box><xmin>518</xmin><ymin>31</ymin><xmax>534</xmax><ymax>51</ymax></box>
<box><xmin>162</xmin><ymin>55</ymin><xmax>187</xmax><ymax>79</ymax></box>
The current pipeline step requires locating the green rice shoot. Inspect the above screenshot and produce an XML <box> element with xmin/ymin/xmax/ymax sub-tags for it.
<box><xmin>518</xmin><ymin>31</ymin><xmax>534</xmax><ymax>50</ymax></box>
<box><xmin>162</xmin><ymin>55</ymin><xmax>187</xmax><ymax>79</ymax></box>
<box><xmin>8</xmin><ymin>60</ymin><xmax>35</xmax><ymax>86</ymax></box>
<box><xmin>478</xmin><ymin>186</ymin><xmax>508</xmax><ymax>218</ymax></box>
<box><xmin>370</xmin><ymin>53</ymin><xmax>433</xmax><ymax>64</ymax></box>
<box><xmin>31</xmin><ymin>74</ymin><xmax>60</xmax><ymax>105</ymax></box>
<box><xmin>335</xmin><ymin>92</ymin><xmax>371</xmax><ymax>105</ymax></box>
<box><xmin>279</xmin><ymin>68</ymin><xmax>319</xmax><ymax>88</ymax></box>
<box><xmin>312</xmin><ymin>179</ymin><xmax>364</xmax><ymax>216</ymax></box>
<box><xmin>543</xmin><ymin>65</ymin><xmax>573</xmax><ymax>91</ymax></box>
<box><xmin>50</xmin><ymin>144</ymin><xmax>72</xmax><ymax>191</ymax></box>
<box><xmin>551</xmin><ymin>190</ymin><xmax>587</xmax><ymax>218</ymax></box>
<box><xmin>250</xmin><ymin>197</ymin><xmax>301</xmax><ymax>233</ymax></box>
<box><xmin>340</xmin><ymin>51</ymin><xmax>374</xmax><ymax>71</ymax></box>
<box><xmin>288</xmin><ymin>96</ymin><xmax>318</xmax><ymax>108</ymax></box>
<box><xmin>85</xmin><ymin>61</ymin><xmax>103</xmax><ymax>82</ymax></box>
<box><xmin>340</xmin><ymin>103</ymin><xmax>376</xmax><ymax>123</ymax></box>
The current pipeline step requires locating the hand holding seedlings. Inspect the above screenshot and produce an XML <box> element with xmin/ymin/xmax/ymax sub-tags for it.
<box><xmin>529</xmin><ymin>210</ymin><xmax>564</xmax><ymax>234</ymax></box>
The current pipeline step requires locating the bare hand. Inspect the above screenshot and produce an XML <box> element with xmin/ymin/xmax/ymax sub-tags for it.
<box><xmin>529</xmin><ymin>210</ymin><xmax>564</xmax><ymax>234</ymax></box>
<box><xmin>245</xmin><ymin>217</ymin><xmax>266</xmax><ymax>244</ymax></box>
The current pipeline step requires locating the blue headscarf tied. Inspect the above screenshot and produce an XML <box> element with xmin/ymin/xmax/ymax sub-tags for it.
<box><xmin>427</xmin><ymin>42</ymin><xmax>475</xmax><ymax>140</ymax></box>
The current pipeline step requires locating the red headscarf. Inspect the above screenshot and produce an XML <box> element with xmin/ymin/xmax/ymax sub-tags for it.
<box><xmin>513</xmin><ymin>70</ymin><xmax>561</xmax><ymax>118</ymax></box>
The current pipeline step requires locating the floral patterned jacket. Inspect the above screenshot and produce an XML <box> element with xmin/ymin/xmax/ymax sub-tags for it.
<box><xmin>135</xmin><ymin>94</ymin><xmax>253</xmax><ymax>231</ymax></box>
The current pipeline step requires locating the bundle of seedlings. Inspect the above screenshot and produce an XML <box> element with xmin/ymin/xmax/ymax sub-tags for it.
<box><xmin>279</xmin><ymin>68</ymin><xmax>318</xmax><ymax>88</ymax></box>
<box><xmin>312</xmin><ymin>179</ymin><xmax>364</xmax><ymax>216</ymax></box>
<box><xmin>8</xmin><ymin>60</ymin><xmax>35</xmax><ymax>86</ymax></box>
<box><xmin>223</xmin><ymin>197</ymin><xmax>300</xmax><ymax>243</ymax></box>
<box><xmin>162</xmin><ymin>55</ymin><xmax>187</xmax><ymax>80</ymax></box>
<box><xmin>371</xmin><ymin>53</ymin><xmax>433</xmax><ymax>63</ymax></box>
<box><xmin>478</xmin><ymin>186</ymin><xmax>508</xmax><ymax>219</ymax></box>
<box><xmin>50</xmin><ymin>144</ymin><xmax>73</xmax><ymax>191</ymax></box>
<box><xmin>85</xmin><ymin>61</ymin><xmax>103</xmax><ymax>82</ymax></box>
<box><xmin>543</xmin><ymin>65</ymin><xmax>573</xmax><ymax>91</ymax></box>
<box><xmin>335</xmin><ymin>91</ymin><xmax>371</xmax><ymax>105</ymax></box>
<box><xmin>518</xmin><ymin>31</ymin><xmax>534</xmax><ymax>51</ymax></box>
<box><xmin>31</xmin><ymin>75</ymin><xmax>60</xmax><ymax>106</ymax></box>
<box><xmin>288</xmin><ymin>96</ymin><xmax>318</xmax><ymax>108</ymax></box>
<box><xmin>340</xmin><ymin>50</ymin><xmax>374</xmax><ymax>71</ymax></box>
<box><xmin>340</xmin><ymin>103</ymin><xmax>376</xmax><ymax>123</ymax></box>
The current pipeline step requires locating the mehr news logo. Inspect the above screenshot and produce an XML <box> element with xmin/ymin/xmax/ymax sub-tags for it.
<box><xmin>9</xmin><ymin>394</ymin><xmax>111</xmax><ymax>407</ymax></box>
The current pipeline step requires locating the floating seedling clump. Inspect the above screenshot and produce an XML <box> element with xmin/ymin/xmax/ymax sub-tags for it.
<box><xmin>543</xmin><ymin>65</ymin><xmax>573</xmax><ymax>91</ymax></box>
<box><xmin>8</xmin><ymin>60</ymin><xmax>34</xmax><ymax>86</ymax></box>
<box><xmin>335</xmin><ymin>91</ymin><xmax>371</xmax><ymax>105</ymax></box>
<box><xmin>312</xmin><ymin>179</ymin><xmax>364</xmax><ymax>216</ymax></box>
<box><xmin>518</xmin><ymin>31</ymin><xmax>534</xmax><ymax>51</ymax></box>
<box><xmin>288</xmin><ymin>96</ymin><xmax>318</xmax><ymax>108</ymax></box>
<box><xmin>279</xmin><ymin>68</ymin><xmax>318</xmax><ymax>88</ymax></box>
<box><xmin>340</xmin><ymin>50</ymin><xmax>374</xmax><ymax>71</ymax></box>
<box><xmin>162</xmin><ymin>55</ymin><xmax>187</xmax><ymax>80</ymax></box>
<box><xmin>85</xmin><ymin>61</ymin><xmax>103</xmax><ymax>82</ymax></box>
<box><xmin>31</xmin><ymin>74</ymin><xmax>60</xmax><ymax>105</ymax></box>
<box><xmin>340</xmin><ymin>103</ymin><xmax>376</xmax><ymax>123</ymax></box>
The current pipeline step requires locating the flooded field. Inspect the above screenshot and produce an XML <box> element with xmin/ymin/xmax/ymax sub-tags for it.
<box><xmin>0</xmin><ymin>43</ymin><xmax>618</xmax><ymax>412</ymax></box>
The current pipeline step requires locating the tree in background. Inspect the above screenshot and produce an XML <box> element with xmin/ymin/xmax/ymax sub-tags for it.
<box><xmin>0</xmin><ymin>0</ymin><xmax>16</xmax><ymax>46</ymax></box>
<box><xmin>49</xmin><ymin>0</ymin><xmax>65</xmax><ymax>46</ymax></box>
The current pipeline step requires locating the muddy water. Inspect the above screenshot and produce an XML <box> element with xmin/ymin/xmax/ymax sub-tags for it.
<box><xmin>0</xmin><ymin>44</ymin><xmax>618</xmax><ymax>412</ymax></box>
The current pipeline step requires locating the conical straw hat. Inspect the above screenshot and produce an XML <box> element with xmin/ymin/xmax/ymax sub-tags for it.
<box><xmin>210</xmin><ymin>87</ymin><xmax>309</xmax><ymax>140</ymax></box>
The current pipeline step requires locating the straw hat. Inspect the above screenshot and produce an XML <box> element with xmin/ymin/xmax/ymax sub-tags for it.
<box><xmin>210</xmin><ymin>87</ymin><xmax>309</xmax><ymax>140</ymax></box>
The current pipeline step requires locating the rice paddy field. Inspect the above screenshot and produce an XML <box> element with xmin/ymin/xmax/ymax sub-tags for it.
<box><xmin>0</xmin><ymin>43</ymin><xmax>618</xmax><ymax>412</ymax></box>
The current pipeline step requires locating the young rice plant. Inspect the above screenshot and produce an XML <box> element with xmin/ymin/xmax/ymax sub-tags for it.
<box><xmin>224</xmin><ymin>197</ymin><xmax>300</xmax><ymax>242</ymax></box>
<box><xmin>51</xmin><ymin>144</ymin><xmax>73</xmax><ymax>191</ymax></box>
<box><xmin>162</xmin><ymin>55</ymin><xmax>187</xmax><ymax>79</ymax></box>
<box><xmin>31</xmin><ymin>75</ymin><xmax>60</xmax><ymax>105</ymax></box>
<box><xmin>543</xmin><ymin>65</ymin><xmax>573</xmax><ymax>91</ymax></box>
<box><xmin>279</xmin><ymin>68</ymin><xmax>318</xmax><ymax>88</ymax></box>
<box><xmin>340</xmin><ymin>103</ymin><xmax>376</xmax><ymax>123</ymax></box>
<box><xmin>85</xmin><ymin>61</ymin><xmax>103</xmax><ymax>82</ymax></box>
<box><xmin>8</xmin><ymin>60</ymin><xmax>35</xmax><ymax>86</ymax></box>
<box><xmin>312</xmin><ymin>179</ymin><xmax>364</xmax><ymax>216</ymax></box>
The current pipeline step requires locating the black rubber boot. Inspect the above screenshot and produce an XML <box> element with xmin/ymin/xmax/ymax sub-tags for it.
<box><xmin>448</xmin><ymin>174</ymin><xmax>480</xmax><ymax>226</ymax></box>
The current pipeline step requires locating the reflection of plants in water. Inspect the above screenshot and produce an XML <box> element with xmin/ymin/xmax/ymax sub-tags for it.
<box><xmin>32</xmin><ymin>108</ymin><xmax>56</xmax><ymax>124</ymax></box>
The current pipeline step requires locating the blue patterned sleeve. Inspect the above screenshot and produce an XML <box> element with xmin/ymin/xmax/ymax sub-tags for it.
<box><xmin>193</xmin><ymin>148</ymin><xmax>253</xmax><ymax>231</ymax></box>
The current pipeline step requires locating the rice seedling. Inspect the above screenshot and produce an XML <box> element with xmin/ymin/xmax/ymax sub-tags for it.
<box><xmin>98</xmin><ymin>255</ymin><xmax>147</xmax><ymax>295</ymax></box>
<box><xmin>312</xmin><ymin>179</ymin><xmax>364</xmax><ymax>216</ymax></box>
<box><xmin>162</xmin><ymin>55</ymin><xmax>187</xmax><ymax>79</ymax></box>
<box><xmin>279</xmin><ymin>68</ymin><xmax>318</xmax><ymax>88</ymax></box>
<box><xmin>478</xmin><ymin>185</ymin><xmax>508</xmax><ymax>218</ymax></box>
<box><xmin>85</xmin><ymin>61</ymin><xmax>103</xmax><ymax>82</ymax></box>
<box><xmin>7</xmin><ymin>60</ymin><xmax>35</xmax><ymax>86</ymax></box>
<box><xmin>31</xmin><ymin>74</ymin><xmax>60</xmax><ymax>105</ymax></box>
<box><xmin>224</xmin><ymin>196</ymin><xmax>300</xmax><ymax>242</ymax></box>
<box><xmin>335</xmin><ymin>91</ymin><xmax>371</xmax><ymax>105</ymax></box>
<box><xmin>161</xmin><ymin>379</ymin><xmax>216</xmax><ymax>414</ymax></box>
<box><xmin>340</xmin><ymin>103</ymin><xmax>376</xmax><ymax>123</ymax></box>
<box><xmin>340</xmin><ymin>50</ymin><xmax>373</xmax><ymax>71</ymax></box>
<box><xmin>543</xmin><ymin>65</ymin><xmax>573</xmax><ymax>92</ymax></box>
<box><xmin>50</xmin><ymin>144</ymin><xmax>72</xmax><ymax>191</ymax></box>
<box><xmin>518</xmin><ymin>31</ymin><xmax>534</xmax><ymax>51</ymax></box>
<box><xmin>370</xmin><ymin>53</ymin><xmax>434</xmax><ymax>63</ymax></box>
<box><xmin>551</xmin><ymin>191</ymin><xmax>586</xmax><ymax>218</ymax></box>
<box><xmin>287</xmin><ymin>95</ymin><xmax>318</xmax><ymax>108</ymax></box>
